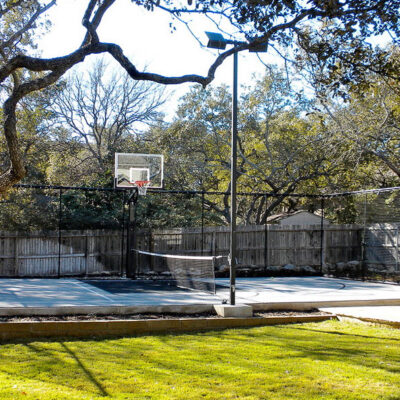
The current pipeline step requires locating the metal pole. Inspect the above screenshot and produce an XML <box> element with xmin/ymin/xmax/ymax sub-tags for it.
<box><xmin>126</xmin><ymin>189</ymin><xmax>138</xmax><ymax>279</ymax></box>
<box><xmin>201</xmin><ymin>191</ymin><xmax>205</xmax><ymax>256</ymax></box>
<box><xmin>361</xmin><ymin>193</ymin><xmax>368</xmax><ymax>280</ymax></box>
<box><xmin>58</xmin><ymin>189</ymin><xmax>62</xmax><ymax>278</ymax></box>
<box><xmin>320</xmin><ymin>198</ymin><xmax>325</xmax><ymax>274</ymax></box>
<box><xmin>127</xmin><ymin>199</ymin><xmax>136</xmax><ymax>278</ymax></box>
<box><xmin>230</xmin><ymin>51</ymin><xmax>238</xmax><ymax>305</ymax></box>
<box><xmin>120</xmin><ymin>192</ymin><xmax>126</xmax><ymax>277</ymax></box>
<box><xmin>264</xmin><ymin>195</ymin><xmax>268</xmax><ymax>273</ymax></box>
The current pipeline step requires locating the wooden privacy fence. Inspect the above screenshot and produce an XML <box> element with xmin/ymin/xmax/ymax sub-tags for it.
<box><xmin>135</xmin><ymin>224</ymin><xmax>362</xmax><ymax>274</ymax></box>
<box><xmin>364</xmin><ymin>223</ymin><xmax>400</xmax><ymax>272</ymax></box>
<box><xmin>0</xmin><ymin>225</ymin><xmax>363</xmax><ymax>277</ymax></box>
<box><xmin>0</xmin><ymin>230</ymin><xmax>124</xmax><ymax>277</ymax></box>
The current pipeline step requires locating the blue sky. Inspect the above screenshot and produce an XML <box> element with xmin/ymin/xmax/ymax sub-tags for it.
<box><xmin>38</xmin><ymin>0</ymin><xmax>275</xmax><ymax>119</ymax></box>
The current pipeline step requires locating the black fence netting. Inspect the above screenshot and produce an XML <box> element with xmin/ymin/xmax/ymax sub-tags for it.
<box><xmin>323</xmin><ymin>189</ymin><xmax>400</xmax><ymax>282</ymax></box>
<box><xmin>2</xmin><ymin>184</ymin><xmax>400</xmax><ymax>283</ymax></box>
<box><xmin>0</xmin><ymin>186</ymin><xmax>126</xmax><ymax>278</ymax></box>
<box><xmin>0</xmin><ymin>186</ymin><xmax>59</xmax><ymax>232</ymax></box>
<box><xmin>132</xmin><ymin>190</ymin><xmax>327</xmax><ymax>279</ymax></box>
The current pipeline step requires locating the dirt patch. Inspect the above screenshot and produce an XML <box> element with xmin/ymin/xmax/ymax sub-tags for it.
<box><xmin>0</xmin><ymin>309</ymin><xmax>330</xmax><ymax>323</ymax></box>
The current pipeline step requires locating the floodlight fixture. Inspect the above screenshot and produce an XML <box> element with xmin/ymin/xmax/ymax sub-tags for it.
<box><xmin>205</xmin><ymin>31</ymin><xmax>227</xmax><ymax>50</ymax></box>
<box><xmin>205</xmin><ymin>31</ymin><xmax>268</xmax><ymax>53</ymax></box>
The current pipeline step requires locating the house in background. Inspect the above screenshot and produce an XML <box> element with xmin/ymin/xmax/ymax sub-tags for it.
<box><xmin>266</xmin><ymin>210</ymin><xmax>330</xmax><ymax>226</ymax></box>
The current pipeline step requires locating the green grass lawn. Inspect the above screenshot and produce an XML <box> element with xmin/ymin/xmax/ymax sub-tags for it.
<box><xmin>0</xmin><ymin>320</ymin><xmax>400</xmax><ymax>399</ymax></box>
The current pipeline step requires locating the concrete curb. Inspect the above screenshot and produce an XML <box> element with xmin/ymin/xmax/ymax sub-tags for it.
<box><xmin>253</xmin><ymin>299</ymin><xmax>400</xmax><ymax>311</ymax></box>
<box><xmin>0</xmin><ymin>315</ymin><xmax>334</xmax><ymax>341</ymax></box>
<box><xmin>3</xmin><ymin>298</ymin><xmax>400</xmax><ymax>317</ymax></box>
<box><xmin>0</xmin><ymin>304</ymin><xmax>215</xmax><ymax>317</ymax></box>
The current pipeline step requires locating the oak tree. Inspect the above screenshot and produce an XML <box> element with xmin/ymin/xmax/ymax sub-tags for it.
<box><xmin>49</xmin><ymin>59</ymin><xmax>166</xmax><ymax>185</ymax></box>
<box><xmin>1</xmin><ymin>0</ymin><xmax>400</xmax><ymax>196</ymax></box>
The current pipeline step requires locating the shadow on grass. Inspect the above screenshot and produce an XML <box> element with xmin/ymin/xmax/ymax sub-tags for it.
<box><xmin>0</xmin><ymin>341</ymin><xmax>111</xmax><ymax>397</ymax></box>
<box><xmin>60</xmin><ymin>342</ymin><xmax>109</xmax><ymax>397</ymax></box>
<box><xmin>282</xmin><ymin>325</ymin><xmax>400</xmax><ymax>342</ymax></box>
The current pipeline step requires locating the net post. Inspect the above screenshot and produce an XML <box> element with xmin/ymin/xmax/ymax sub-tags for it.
<box><xmin>212</xmin><ymin>256</ymin><xmax>217</xmax><ymax>294</ymax></box>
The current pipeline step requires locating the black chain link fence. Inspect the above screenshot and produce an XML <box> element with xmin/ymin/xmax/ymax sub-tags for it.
<box><xmin>2</xmin><ymin>184</ymin><xmax>399</xmax><ymax>282</ymax></box>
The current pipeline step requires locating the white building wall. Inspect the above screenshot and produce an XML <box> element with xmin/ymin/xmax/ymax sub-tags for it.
<box><xmin>279</xmin><ymin>212</ymin><xmax>329</xmax><ymax>226</ymax></box>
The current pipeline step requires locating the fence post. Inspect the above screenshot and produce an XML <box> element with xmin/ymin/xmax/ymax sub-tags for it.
<box><xmin>84</xmin><ymin>232</ymin><xmax>89</xmax><ymax>277</ymax></box>
<box><xmin>396</xmin><ymin>225</ymin><xmax>399</xmax><ymax>272</ymax></box>
<box><xmin>211</xmin><ymin>231</ymin><xmax>216</xmax><ymax>256</ymax></box>
<box><xmin>264</xmin><ymin>223</ymin><xmax>268</xmax><ymax>273</ymax></box>
<box><xmin>361</xmin><ymin>193</ymin><xmax>368</xmax><ymax>280</ymax></box>
<box><xmin>263</xmin><ymin>195</ymin><xmax>268</xmax><ymax>273</ymax></box>
<box><xmin>201</xmin><ymin>191</ymin><xmax>205</xmax><ymax>255</ymax></box>
<box><xmin>58</xmin><ymin>189</ymin><xmax>62</xmax><ymax>278</ymax></box>
<box><xmin>14</xmin><ymin>235</ymin><xmax>19</xmax><ymax>276</ymax></box>
<box><xmin>320</xmin><ymin>198</ymin><xmax>325</xmax><ymax>273</ymax></box>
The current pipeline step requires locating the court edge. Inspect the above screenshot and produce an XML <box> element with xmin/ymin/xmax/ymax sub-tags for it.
<box><xmin>2</xmin><ymin>298</ymin><xmax>400</xmax><ymax>317</ymax></box>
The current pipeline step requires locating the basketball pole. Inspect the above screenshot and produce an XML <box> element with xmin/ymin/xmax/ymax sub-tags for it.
<box><xmin>127</xmin><ymin>188</ymin><xmax>138</xmax><ymax>279</ymax></box>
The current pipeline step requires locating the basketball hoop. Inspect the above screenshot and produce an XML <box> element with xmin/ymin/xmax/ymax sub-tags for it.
<box><xmin>133</xmin><ymin>180</ymin><xmax>150</xmax><ymax>196</ymax></box>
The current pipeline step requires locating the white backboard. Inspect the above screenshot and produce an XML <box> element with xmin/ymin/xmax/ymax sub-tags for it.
<box><xmin>114</xmin><ymin>153</ymin><xmax>164</xmax><ymax>189</ymax></box>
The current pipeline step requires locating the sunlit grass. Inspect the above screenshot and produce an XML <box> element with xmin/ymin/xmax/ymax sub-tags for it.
<box><xmin>0</xmin><ymin>320</ymin><xmax>400</xmax><ymax>399</ymax></box>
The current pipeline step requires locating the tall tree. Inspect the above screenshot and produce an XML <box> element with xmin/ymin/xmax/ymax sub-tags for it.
<box><xmin>1</xmin><ymin>0</ymin><xmax>400</xmax><ymax>195</ymax></box>
<box><xmin>146</xmin><ymin>69</ymin><xmax>335</xmax><ymax>224</ymax></box>
<box><xmin>49</xmin><ymin>59</ymin><xmax>166</xmax><ymax>185</ymax></box>
<box><xmin>317</xmin><ymin>63</ymin><xmax>400</xmax><ymax>188</ymax></box>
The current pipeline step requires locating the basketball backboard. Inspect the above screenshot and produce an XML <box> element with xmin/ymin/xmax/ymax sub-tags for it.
<box><xmin>114</xmin><ymin>153</ymin><xmax>164</xmax><ymax>189</ymax></box>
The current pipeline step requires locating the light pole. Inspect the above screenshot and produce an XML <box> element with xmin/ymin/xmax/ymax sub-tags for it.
<box><xmin>205</xmin><ymin>32</ymin><xmax>266</xmax><ymax>305</ymax></box>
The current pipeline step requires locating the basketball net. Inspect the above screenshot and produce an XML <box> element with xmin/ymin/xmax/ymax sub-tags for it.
<box><xmin>133</xmin><ymin>180</ymin><xmax>150</xmax><ymax>196</ymax></box>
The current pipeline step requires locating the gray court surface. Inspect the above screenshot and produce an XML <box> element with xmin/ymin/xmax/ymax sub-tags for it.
<box><xmin>1</xmin><ymin>277</ymin><xmax>400</xmax><ymax>322</ymax></box>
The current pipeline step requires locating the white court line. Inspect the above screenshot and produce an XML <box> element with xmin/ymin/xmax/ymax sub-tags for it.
<box><xmin>70</xmin><ymin>280</ymin><xmax>115</xmax><ymax>302</ymax></box>
<box><xmin>215</xmin><ymin>278</ymin><xmax>347</xmax><ymax>303</ymax></box>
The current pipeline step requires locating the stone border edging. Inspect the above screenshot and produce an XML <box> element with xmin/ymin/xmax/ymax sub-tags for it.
<box><xmin>337</xmin><ymin>315</ymin><xmax>400</xmax><ymax>329</ymax></box>
<box><xmin>0</xmin><ymin>315</ymin><xmax>334</xmax><ymax>341</ymax></box>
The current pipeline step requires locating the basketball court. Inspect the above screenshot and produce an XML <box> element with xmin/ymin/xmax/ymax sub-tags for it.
<box><xmin>1</xmin><ymin>277</ymin><xmax>400</xmax><ymax>323</ymax></box>
<box><xmin>2</xmin><ymin>154</ymin><xmax>399</xmax><ymax>325</ymax></box>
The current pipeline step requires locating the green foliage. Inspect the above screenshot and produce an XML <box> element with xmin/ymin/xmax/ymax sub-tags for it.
<box><xmin>0</xmin><ymin>0</ymin><xmax>51</xmax><ymax>55</ymax></box>
<box><xmin>143</xmin><ymin>67</ymin><xmax>334</xmax><ymax>224</ymax></box>
<box><xmin>0</xmin><ymin>188</ymin><xmax>125</xmax><ymax>232</ymax></box>
<box><xmin>310</xmin><ymin>49</ymin><xmax>400</xmax><ymax>190</ymax></box>
<box><xmin>60</xmin><ymin>190</ymin><xmax>125</xmax><ymax>230</ymax></box>
<box><xmin>135</xmin><ymin>192</ymin><xmax>223</xmax><ymax>229</ymax></box>
<box><xmin>0</xmin><ymin>85</ymin><xmax>58</xmax><ymax>184</ymax></box>
<box><xmin>0</xmin><ymin>188</ymin><xmax>59</xmax><ymax>231</ymax></box>
<box><xmin>140</xmin><ymin>0</ymin><xmax>400</xmax><ymax>93</ymax></box>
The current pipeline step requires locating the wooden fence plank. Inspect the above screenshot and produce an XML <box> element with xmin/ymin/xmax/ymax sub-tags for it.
<box><xmin>0</xmin><ymin>224</ymin><xmax>385</xmax><ymax>277</ymax></box>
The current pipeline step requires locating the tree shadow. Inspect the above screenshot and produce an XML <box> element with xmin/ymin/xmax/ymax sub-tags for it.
<box><xmin>284</xmin><ymin>325</ymin><xmax>400</xmax><ymax>342</ymax></box>
<box><xmin>59</xmin><ymin>342</ymin><xmax>109</xmax><ymax>397</ymax></box>
<box><xmin>14</xmin><ymin>341</ymin><xmax>110</xmax><ymax>397</ymax></box>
